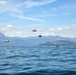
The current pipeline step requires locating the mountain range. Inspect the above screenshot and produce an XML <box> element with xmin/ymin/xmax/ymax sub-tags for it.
<box><xmin>0</xmin><ymin>32</ymin><xmax>76</xmax><ymax>46</ymax></box>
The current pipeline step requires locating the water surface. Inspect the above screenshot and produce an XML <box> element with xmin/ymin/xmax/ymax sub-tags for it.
<box><xmin>0</xmin><ymin>46</ymin><xmax>76</xmax><ymax>75</ymax></box>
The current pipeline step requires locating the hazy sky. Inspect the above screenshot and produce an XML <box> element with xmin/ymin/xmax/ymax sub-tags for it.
<box><xmin>0</xmin><ymin>0</ymin><xmax>76</xmax><ymax>37</ymax></box>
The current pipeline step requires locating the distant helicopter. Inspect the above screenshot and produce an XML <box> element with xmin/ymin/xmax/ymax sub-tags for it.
<box><xmin>33</xmin><ymin>29</ymin><xmax>42</xmax><ymax>37</ymax></box>
<box><xmin>38</xmin><ymin>35</ymin><xmax>42</xmax><ymax>37</ymax></box>
<box><xmin>33</xmin><ymin>29</ymin><xmax>37</xmax><ymax>32</ymax></box>
<box><xmin>4</xmin><ymin>40</ymin><xmax>9</xmax><ymax>43</ymax></box>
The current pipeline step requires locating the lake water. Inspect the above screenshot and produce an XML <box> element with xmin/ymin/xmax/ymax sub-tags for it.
<box><xmin>0</xmin><ymin>46</ymin><xmax>76</xmax><ymax>75</ymax></box>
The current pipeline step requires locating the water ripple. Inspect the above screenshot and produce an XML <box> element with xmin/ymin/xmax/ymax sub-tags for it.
<box><xmin>0</xmin><ymin>46</ymin><xmax>76</xmax><ymax>75</ymax></box>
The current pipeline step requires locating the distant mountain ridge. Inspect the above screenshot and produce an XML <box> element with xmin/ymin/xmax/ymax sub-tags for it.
<box><xmin>39</xmin><ymin>40</ymin><xmax>76</xmax><ymax>46</ymax></box>
<box><xmin>0</xmin><ymin>32</ymin><xmax>76</xmax><ymax>46</ymax></box>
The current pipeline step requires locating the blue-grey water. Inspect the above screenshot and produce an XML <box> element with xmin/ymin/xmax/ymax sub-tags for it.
<box><xmin>0</xmin><ymin>46</ymin><xmax>76</xmax><ymax>75</ymax></box>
